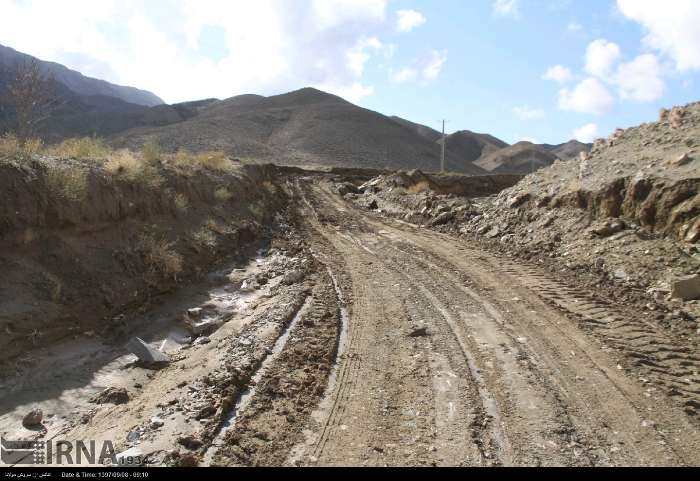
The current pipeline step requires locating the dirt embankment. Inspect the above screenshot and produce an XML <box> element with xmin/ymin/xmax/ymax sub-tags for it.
<box><xmin>0</xmin><ymin>158</ymin><xmax>286</xmax><ymax>362</ymax></box>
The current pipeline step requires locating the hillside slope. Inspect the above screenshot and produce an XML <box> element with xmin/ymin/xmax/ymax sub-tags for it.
<box><xmin>475</xmin><ymin>141</ymin><xmax>559</xmax><ymax>174</ymax></box>
<box><xmin>111</xmin><ymin>88</ymin><xmax>487</xmax><ymax>174</ymax></box>
<box><xmin>0</xmin><ymin>44</ymin><xmax>163</xmax><ymax>107</ymax></box>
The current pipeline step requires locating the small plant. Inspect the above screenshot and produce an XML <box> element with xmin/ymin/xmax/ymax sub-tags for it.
<box><xmin>105</xmin><ymin>149</ymin><xmax>140</xmax><ymax>175</ymax></box>
<box><xmin>137</xmin><ymin>233</ymin><xmax>183</xmax><ymax>280</ymax></box>
<box><xmin>172</xmin><ymin>149</ymin><xmax>231</xmax><ymax>172</ymax></box>
<box><xmin>141</xmin><ymin>139</ymin><xmax>162</xmax><ymax>165</ymax></box>
<box><xmin>174</xmin><ymin>193</ymin><xmax>189</xmax><ymax>212</ymax></box>
<box><xmin>0</xmin><ymin>133</ymin><xmax>43</xmax><ymax>162</ymax></box>
<box><xmin>49</xmin><ymin>137</ymin><xmax>111</xmax><ymax>161</ymax></box>
<box><xmin>262</xmin><ymin>180</ymin><xmax>277</xmax><ymax>194</ymax></box>
<box><xmin>214</xmin><ymin>187</ymin><xmax>233</xmax><ymax>202</ymax></box>
<box><xmin>248</xmin><ymin>203</ymin><xmax>265</xmax><ymax>221</ymax></box>
<box><xmin>45</xmin><ymin>164</ymin><xmax>88</xmax><ymax>202</ymax></box>
<box><xmin>193</xmin><ymin>226</ymin><xmax>217</xmax><ymax>249</ymax></box>
<box><xmin>196</xmin><ymin>151</ymin><xmax>230</xmax><ymax>171</ymax></box>
<box><xmin>105</xmin><ymin>149</ymin><xmax>163</xmax><ymax>189</ymax></box>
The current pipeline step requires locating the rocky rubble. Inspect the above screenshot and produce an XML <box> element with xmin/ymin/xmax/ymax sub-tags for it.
<box><xmin>342</xmin><ymin>103</ymin><xmax>700</xmax><ymax>336</ymax></box>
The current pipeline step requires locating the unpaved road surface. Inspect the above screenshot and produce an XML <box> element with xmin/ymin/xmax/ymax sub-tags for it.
<box><xmin>284</xmin><ymin>179</ymin><xmax>700</xmax><ymax>467</ymax></box>
<box><xmin>2</xmin><ymin>176</ymin><xmax>699</xmax><ymax>467</ymax></box>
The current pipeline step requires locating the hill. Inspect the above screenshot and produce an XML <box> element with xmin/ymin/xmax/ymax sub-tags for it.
<box><xmin>110</xmin><ymin>88</ymin><xmax>487</xmax><ymax>174</ymax></box>
<box><xmin>474</xmin><ymin>141</ymin><xmax>559</xmax><ymax>174</ymax></box>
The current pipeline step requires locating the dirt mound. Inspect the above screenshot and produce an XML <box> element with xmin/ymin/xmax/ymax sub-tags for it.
<box><xmin>475</xmin><ymin>141</ymin><xmax>559</xmax><ymax>174</ymax></box>
<box><xmin>109</xmin><ymin>88</ymin><xmax>487</xmax><ymax>175</ymax></box>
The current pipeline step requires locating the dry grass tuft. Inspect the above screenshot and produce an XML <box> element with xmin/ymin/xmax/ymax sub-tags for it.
<box><xmin>172</xmin><ymin>149</ymin><xmax>231</xmax><ymax>172</ymax></box>
<box><xmin>45</xmin><ymin>164</ymin><xmax>88</xmax><ymax>202</ymax></box>
<box><xmin>0</xmin><ymin>133</ymin><xmax>43</xmax><ymax>162</ymax></box>
<box><xmin>48</xmin><ymin>137</ymin><xmax>110</xmax><ymax>161</ymax></box>
<box><xmin>105</xmin><ymin>149</ymin><xmax>164</xmax><ymax>189</ymax></box>
<box><xmin>137</xmin><ymin>233</ymin><xmax>183</xmax><ymax>280</ymax></box>
<box><xmin>214</xmin><ymin>187</ymin><xmax>233</xmax><ymax>202</ymax></box>
<box><xmin>141</xmin><ymin>139</ymin><xmax>162</xmax><ymax>165</ymax></box>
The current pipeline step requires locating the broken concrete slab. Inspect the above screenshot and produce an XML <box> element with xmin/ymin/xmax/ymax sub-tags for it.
<box><xmin>125</xmin><ymin>337</ymin><xmax>169</xmax><ymax>365</ymax></box>
<box><xmin>671</xmin><ymin>274</ymin><xmax>700</xmax><ymax>301</ymax></box>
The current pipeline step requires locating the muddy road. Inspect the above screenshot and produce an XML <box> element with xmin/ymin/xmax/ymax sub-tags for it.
<box><xmin>2</xmin><ymin>176</ymin><xmax>699</xmax><ymax>467</ymax></box>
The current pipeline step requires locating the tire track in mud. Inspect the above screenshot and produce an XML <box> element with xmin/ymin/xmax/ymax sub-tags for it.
<box><xmin>491</xmin><ymin>257</ymin><xmax>700</xmax><ymax>421</ymax></box>
<box><xmin>311</xmin><ymin>181</ymin><xmax>700</xmax><ymax>465</ymax></box>
<box><xmin>210</xmin><ymin>266</ymin><xmax>342</xmax><ymax>466</ymax></box>
<box><xmin>348</xmin><ymin>231</ymin><xmax>590</xmax><ymax>466</ymax></box>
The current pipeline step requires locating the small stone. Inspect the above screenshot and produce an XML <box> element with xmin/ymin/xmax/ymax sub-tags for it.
<box><xmin>150</xmin><ymin>416</ymin><xmax>164</xmax><ymax>429</ymax></box>
<box><xmin>177</xmin><ymin>435</ymin><xmax>203</xmax><ymax>450</ymax></box>
<box><xmin>408</xmin><ymin>327</ymin><xmax>429</xmax><ymax>338</ymax></box>
<box><xmin>22</xmin><ymin>409</ymin><xmax>43</xmax><ymax>428</ymax></box>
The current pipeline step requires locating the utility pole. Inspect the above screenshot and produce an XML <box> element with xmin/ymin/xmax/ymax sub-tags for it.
<box><xmin>440</xmin><ymin>119</ymin><xmax>446</xmax><ymax>173</ymax></box>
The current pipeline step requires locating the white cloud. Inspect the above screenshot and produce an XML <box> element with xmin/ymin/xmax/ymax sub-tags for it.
<box><xmin>513</xmin><ymin>106</ymin><xmax>546</xmax><ymax>120</ymax></box>
<box><xmin>559</xmin><ymin>77</ymin><xmax>615</xmax><ymax>115</ymax></box>
<box><xmin>585</xmin><ymin>39</ymin><xmax>621</xmax><ymax>80</ymax></box>
<box><xmin>567</xmin><ymin>22</ymin><xmax>583</xmax><ymax>33</ymax></box>
<box><xmin>396</xmin><ymin>9</ymin><xmax>426</xmax><ymax>32</ymax></box>
<box><xmin>543</xmin><ymin>65</ymin><xmax>573</xmax><ymax>83</ymax></box>
<box><xmin>346</xmin><ymin>37</ymin><xmax>383</xmax><ymax>77</ymax></box>
<box><xmin>615</xmin><ymin>54</ymin><xmax>665</xmax><ymax>101</ymax></box>
<box><xmin>390</xmin><ymin>49</ymin><xmax>447</xmax><ymax>84</ymax></box>
<box><xmin>0</xmin><ymin>0</ymin><xmax>390</xmax><ymax>104</ymax></box>
<box><xmin>617</xmin><ymin>0</ymin><xmax>700</xmax><ymax>71</ymax></box>
<box><xmin>573</xmin><ymin>123</ymin><xmax>599</xmax><ymax>143</ymax></box>
<box><xmin>422</xmin><ymin>49</ymin><xmax>448</xmax><ymax>80</ymax></box>
<box><xmin>493</xmin><ymin>0</ymin><xmax>520</xmax><ymax>19</ymax></box>
<box><xmin>390</xmin><ymin>67</ymin><xmax>417</xmax><ymax>83</ymax></box>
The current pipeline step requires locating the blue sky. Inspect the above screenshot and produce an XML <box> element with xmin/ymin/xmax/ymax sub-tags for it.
<box><xmin>1</xmin><ymin>0</ymin><xmax>699</xmax><ymax>144</ymax></box>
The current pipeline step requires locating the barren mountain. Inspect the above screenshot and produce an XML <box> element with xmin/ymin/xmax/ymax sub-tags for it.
<box><xmin>390</xmin><ymin>116</ymin><xmax>442</xmax><ymax>142</ymax></box>
<box><xmin>444</xmin><ymin>130</ymin><xmax>510</xmax><ymax>162</ymax></box>
<box><xmin>540</xmin><ymin>139</ymin><xmax>592</xmax><ymax>161</ymax></box>
<box><xmin>0</xmin><ymin>44</ymin><xmax>163</xmax><ymax>107</ymax></box>
<box><xmin>474</xmin><ymin>141</ymin><xmax>559</xmax><ymax>174</ymax></box>
<box><xmin>110</xmin><ymin>88</ymin><xmax>487</xmax><ymax>174</ymax></box>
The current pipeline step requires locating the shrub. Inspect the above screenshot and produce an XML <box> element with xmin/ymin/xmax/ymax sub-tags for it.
<box><xmin>172</xmin><ymin>149</ymin><xmax>230</xmax><ymax>172</ymax></box>
<box><xmin>105</xmin><ymin>149</ymin><xmax>164</xmax><ymax>189</ymax></box>
<box><xmin>195</xmin><ymin>151</ymin><xmax>230</xmax><ymax>171</ymax></box>
<box><xmin>174</xmin><ymin>193</ymin><xmax>189</xmax><ymax>212</ymax></box>
<box><xmin>214</xmin><ymin>187</ymin><xmax>233</xmax><ymax>202</ymax></box>
<box><xmin>193</xmin><ymin>226</ymin><xmax>217</xmax><ymax>249</ymax></box>
<box><xmin>49</xmin><ymin>137</ymin><xmax>110</xmax><ymax>161</ymax></box>
<box><xmin>46</xmin><ymin>164</ymin><xmax>88</xmax><ymax>202</ymax></box>
<box><xmin>141</xmin><ymin>139</ymin><xmax>162</xmax><ymax>165</ymax></box>
<box><xmin>137</xmin><ymin>233</ymin><xmax>183</xmax><ymax>280</ymax></box>
<box><xmin>0</xmin><ymin>133</ymin><xmax>43</xmax><ymax>161</ymax></box>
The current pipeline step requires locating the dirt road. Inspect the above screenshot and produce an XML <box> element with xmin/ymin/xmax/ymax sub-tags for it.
<box><xmin>2</xmin><ymin>176</ymin><xmax>699</xmax><ymax>467</ymax></box>
<box><xmin>283</xmin><ymin>179</ymin><xmax>700</xmax><ymax>466</ymax></box>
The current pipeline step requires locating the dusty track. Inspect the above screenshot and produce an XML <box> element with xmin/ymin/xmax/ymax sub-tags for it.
<box><xmin>283</xmin><ymin>178</ymin><xmax>700</xmax><ymax>466</ymax></box>
<box><xmin>2</xmin><ymin>176</ymin><xmax>699</xmax><ymax>467</ymax></box>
